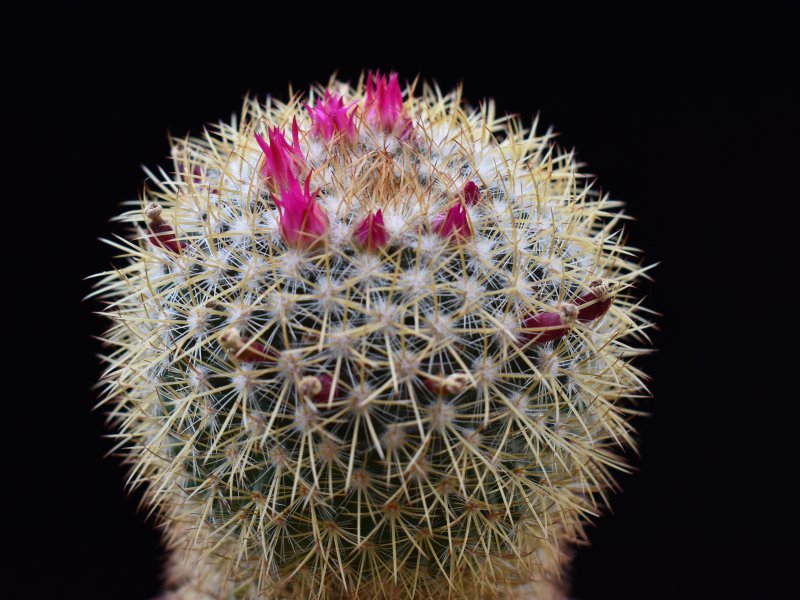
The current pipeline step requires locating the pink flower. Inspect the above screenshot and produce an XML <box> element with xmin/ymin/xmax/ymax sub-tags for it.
<box><xmin>431</xmin><ymin>182</ymin><xmax>481</xmax><ymax>239</ymax></box>
<box><xmin>363</xmin><ymin>71</ymin><xmax>412</xmax><ymax>137</ymax></box>
<box><xmin>353</xmin><ymin>209</ymin><xmax>389</xmax><ymax>251</ymax></box>
<box><xmin>274</xmin><ymin>174</ymin><xmax>329</xmax><ymax>248</ymax></box>
<box><xmin>306</xmin><ymin>91</ymin><xmax>357</xmax><ymax>143</ymax></box>
<box><xmin>254</xmin><ymin>118</ymin><xmax>305</xmax><ymax>188</ymax></box>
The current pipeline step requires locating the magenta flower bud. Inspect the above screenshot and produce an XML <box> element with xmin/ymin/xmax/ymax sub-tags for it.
<box><xmin>575</xmin><ymin>280</ymin><xmax>612</xmax><ymax>322</ymax></box>
<box><xmin>306</xmin><ymin>91</ymin><xmax>357</xmax><ymax>144</ymax></box>
<box><xmin>364</xmin><ymin>71</ymin><xmax>412</xmax><ymax>137</ymax></box>
<box><xmin>145</xmin><ymin>203</ymin><xmax>184</xmax><ymax>254</ymax></box>
<box><xmin>431</xmin><ymin>182</ymin><xmax>481</xmax><ymax>238</ymax></box>
<box><xmin>254</xmin><ymin>118</ymin><xmax>305</xmax><ymax>188</ymax></box>
<box><xmin>462</xmin><ymin>181</ymin><xmax>481</xmax><ymax>206</ymax></box>
<box><xmin>520</xmin><ymin>304</ymin><xmax>579</xmax><ymax>344</ymax></box>
<box><xmin>433</xmin><ymin>203</ymin><xmax>472</xmax><ymax>240</ymax></box>
<box><xmin>353</xmin><ymin>209</ymin><xmax>389</xmax><ymax>251</ymax></box>
<box><xmin>274</xmin><ymin>174</ymin><xmax>329</xmax><ymax>248</ymax></box>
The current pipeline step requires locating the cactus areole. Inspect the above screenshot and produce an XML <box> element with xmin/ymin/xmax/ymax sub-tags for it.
<box><xmin>94</xmin><ymin>72</ymin><xmax>652</xmax><ymax>600</ymax></box>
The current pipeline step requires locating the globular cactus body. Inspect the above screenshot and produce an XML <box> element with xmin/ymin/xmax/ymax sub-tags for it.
<box><xmin>96</xmin><ymin>72</ymin><xmax>651</xmax><ymax>600</ymax></box>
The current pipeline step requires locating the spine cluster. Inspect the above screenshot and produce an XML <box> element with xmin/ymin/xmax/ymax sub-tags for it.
<box><xmin>95</xmin><ymin>71</ymin><xmax>651</xmax><ymax>600</ymax></box>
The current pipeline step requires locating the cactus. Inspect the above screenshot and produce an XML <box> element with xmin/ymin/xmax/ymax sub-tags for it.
<box><xmin>94</xmin><ymin>71</ymin><xmax>652</xmax><ymax>600</ymax></box>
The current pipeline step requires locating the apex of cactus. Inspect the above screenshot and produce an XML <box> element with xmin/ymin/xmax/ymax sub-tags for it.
<box><xmin>95</xmin><ymin>71</ymin><xmax>653</xmax><ymax>600</ymax></box>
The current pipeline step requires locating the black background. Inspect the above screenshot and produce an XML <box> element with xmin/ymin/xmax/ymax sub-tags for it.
<box><xmin>12</xmin><ymin>1</ymin><xmax>797</xmax><ymax>598</ymax></box>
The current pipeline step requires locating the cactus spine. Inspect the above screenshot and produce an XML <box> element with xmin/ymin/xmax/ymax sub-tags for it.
<box><xmin>94</xmin><ymin>72</ymin><xmax>652</xmax><ymax>599</ymax></box>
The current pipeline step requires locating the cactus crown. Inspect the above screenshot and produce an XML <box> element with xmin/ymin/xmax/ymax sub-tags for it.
<box><xmin>95</xmin><ymin>72</ymin><xmax>651</xmax><ymax>599</ymax></box>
